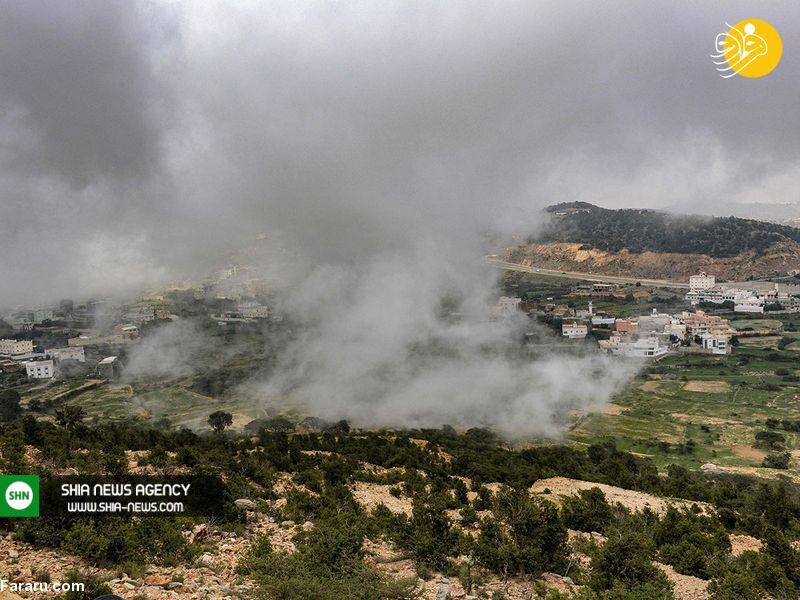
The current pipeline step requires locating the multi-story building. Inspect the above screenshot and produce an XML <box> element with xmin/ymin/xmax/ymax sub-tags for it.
<box><xmin>0</xmin><ymin>339</ymin><xmax>34</xmax><ymax>356</ymax></box>
<box><xmin>689</xmin><ymin>272</ymin><xmax>716</xmax><ymax>292</ymax></box>
<box><xmin>494</xmin><ymin>296</ymin><xmax>522</xmax><ymax>318</ymax></box>
<box><xmin>238</xmin><ymin>302</ymin><xmax>270</xmax><ymax>319</ymax></box>
<box><xmin>700</xmin><ymin>333</ymin><xmax>730</xmax><ymax>355</ymax></box>
<box><xmin>47</xmin><ymin>346</ymin><xmax>86</xmax><ymax>363</ymax></box>
<box><xmin>614</xmin><ymin>320</ymin><xmax>639</xmax><ymax>335</ymax></box>
<box><xmin>25</xmin><ymin>359</ymin><xmax>54</xmax><ymax>379</ymax></box>
<box><xmin>599</xmin><ymin>336</ymin><xmax>669</xmax><ymax>358</ymax></box>
<box><xmin>734</xmin><ymin>300</ymin><xmax>765</xmax><ymax>314</ymax></box>
<box><xmin>562</xmin><ymin>321</ymin><xmax>589</xmax><ymax>339</ymax></box>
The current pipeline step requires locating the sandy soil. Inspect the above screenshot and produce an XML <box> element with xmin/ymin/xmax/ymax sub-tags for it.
<box><xmin>683</xmin><ymin>380</ymin><xmax>731</xmax><ymax>394</ymax></box>
<box><xmin>730</xmin><ymin>534</ymin><xmax>763</xmax><ymax>556</ymax></box>
<box><xmin>639</xmin><ymin>381</ymin><xmax>661</xmax><ymax>393</ymax></box>
<box><xmin>732</xmin><ymin>445</ymin><xmax>767</xmax><ymax>461</ymax></box>
<box><xmin>351</xmin><ymin>481</ymin><xmax>413</xmax><ymax>515</ymax></box>
<box><xmin>656</xmin><ymin>563</ymin><xmax>709</xmax><ymax>600</ymax></box>
<box><xmin>531</xmin><ymin>477</ymin><xmax>711</xmax><ymax>515</ymax></box>
<box><xmin>671</xmin><ymin>413</ymin><xmax>737</xmax><ymax>425</ymax></box>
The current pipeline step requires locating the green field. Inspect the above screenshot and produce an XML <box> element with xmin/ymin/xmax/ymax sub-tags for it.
<box><xmin>570</xmin><ymin>327</ymin><xmax>800</xmax><ymax>478</ymax></box>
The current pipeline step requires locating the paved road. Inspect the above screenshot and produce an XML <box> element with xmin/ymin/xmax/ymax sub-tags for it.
<box><xmin>486</xmin><ymin>258</ymin><xmax>690</xmax><ymax>290</ymax></box>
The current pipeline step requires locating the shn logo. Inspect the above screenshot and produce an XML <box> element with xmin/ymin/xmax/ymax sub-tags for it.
<box><xmin>0</xmin><ymin>475</ymin><xmax>39</xmax><ymax>517</ymax></box>
<box><xmin>711</xmin><ymin>19</ymin><xmax>782</xmax><ymax>79</ymax></box>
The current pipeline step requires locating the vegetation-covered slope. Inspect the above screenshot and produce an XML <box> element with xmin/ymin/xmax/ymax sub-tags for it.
<box><xmin>535</xmin><ymin>202</ymin><xmax>800</xmax><ymax>258</ymax></box>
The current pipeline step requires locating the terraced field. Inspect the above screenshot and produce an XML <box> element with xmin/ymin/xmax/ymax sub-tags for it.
<box><xmin>571</xmin><ymin>319</ymin><xmax>800</xmax><ymax>477</ymax></box>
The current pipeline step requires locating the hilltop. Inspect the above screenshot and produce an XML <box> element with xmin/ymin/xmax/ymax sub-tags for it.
<box><xmin>507</xmin><ymin>203</ymin><xmax>800</xmax><ymax>280</ymax></box>
<box><xmin>538</xmin><ymin>202</ymin><xmax>800</xmax><ymax>257</ymax></box>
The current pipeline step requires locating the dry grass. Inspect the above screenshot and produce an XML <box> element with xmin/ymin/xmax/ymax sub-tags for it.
<box><xmin>683</xmin><ymin>380</ymin><xmax>731</xmax><ymax>393</ymax></box>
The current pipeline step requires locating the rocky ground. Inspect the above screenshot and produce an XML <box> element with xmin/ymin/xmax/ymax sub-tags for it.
<box><xmin>0</xmin><ymin>471</ymin><xmax>767</xmax><ymax>599</ymax></box>
<box><xmin>506</xmin><ymin>240</ymin><xmax>800</xmax><ymax>281</ymax></box>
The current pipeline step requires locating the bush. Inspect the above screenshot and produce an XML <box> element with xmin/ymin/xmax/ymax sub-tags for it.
<box><xmin>589</xmin><ymin>529</ymin><xmax>672</xmax><ymax>594</ymax></box>
<box><xmin>475</xmin><ymin>488</ymin><xmax>568</xmax><ymax>578</ymax></box>
<box><xmin>239</xmin><ymin>514</ymin><xmax>417</xmax><ymax>600</ymax></box>
<box><xmin>561</xmin><ymin>487</ymin><xmax>615</xmax><ymax>534</ymax></box>
<box><xmin>762</xmin><ymin>453</ymin><xmax>790</xmax><ymax>470</ymax></box>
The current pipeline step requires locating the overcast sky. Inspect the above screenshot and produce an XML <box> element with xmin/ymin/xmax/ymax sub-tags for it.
<box><xmin>2</xmin><ymin>1</ymin><xmax>799</xmax><ymax>306</ymax></box>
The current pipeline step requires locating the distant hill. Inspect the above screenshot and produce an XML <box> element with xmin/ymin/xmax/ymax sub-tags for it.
<box><xmin>535</xmin><ymin>203</ymin><xmax>800</xmax><ymax>258</ymax></box>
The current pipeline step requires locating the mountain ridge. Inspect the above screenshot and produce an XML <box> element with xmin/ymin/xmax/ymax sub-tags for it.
<box><xmin>534</xmin><ymin>202</ymin><xmax>800</xmax><ymax>258</ymax></box>
<box><xmin>505</xmin><ymin>203</ymin><xmax>800</xmax><ymax>281</ymax></box>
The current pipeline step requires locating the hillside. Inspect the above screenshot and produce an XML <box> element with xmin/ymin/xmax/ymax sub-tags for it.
<box><xmin>537</xmin><ymin>202</ymin><xmax>800</xmax><ymax>257</ymax></box>
<box><xmin>2</xmin><ymin>419</ymin><xmax>798</xmax><ymax>600</ymax></box>
<box><xmin>507</xmin><ymin>203</ymin><xmax>800</xmax><ymax>280</ymax></box>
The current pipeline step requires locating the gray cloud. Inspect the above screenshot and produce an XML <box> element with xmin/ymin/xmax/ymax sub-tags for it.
<box><xmin>1</xmin><ymin>1</ymin><xmax>798</xmax><ymax>433</ymax></box>
<box><xmin>2</xmin><ymin>1</ymin><xmax>799</xmax><ymax>302</ymax></box>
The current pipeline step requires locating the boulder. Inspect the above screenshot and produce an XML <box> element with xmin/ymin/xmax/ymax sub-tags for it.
<box><xmin>234</xmin><ymin>498</ymin><xmax>257</xmax><ymax>510</ymax></box>
<box><xmin>435</xmin><ymin>576</ymin><xmax>452</xmax><ymax>600</ymax></box>
<box><xmin>144</xmin><ymin>575</ymin><xmax>170</xmax><ymax>587</ymax></box>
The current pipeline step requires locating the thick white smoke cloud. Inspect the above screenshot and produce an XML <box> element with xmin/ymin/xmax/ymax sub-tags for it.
<box><xmin>254</xmin><ymin>240</ymin><xmax>638</xmax><ymax>436</ymax></box>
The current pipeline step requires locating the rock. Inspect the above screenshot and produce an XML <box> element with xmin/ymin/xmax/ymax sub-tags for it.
<box><xmin>144</xmin><ymin>575</ymin><xmax>170</xmax><ymax>587</ymax></box>
<box><xmin>436</xmin><ymin>576</ymin><xmax>452</xmax><ymax>600</ymax></box>
<box><xmin>123</xmin><ymin>582</ymin><xmax>137</xmax><ymax>590</ymax></box>
<box><xmin>449</xmin><ymin>581</ymin><xmax>466</xmax><ymax>598</ymax></box>
<box><xmin>302</xmin><ymin>520</ymin><xmax>314</xmax><ymax>530</ymax></box>
<box><xmin>191</xmin><ymin>523</ymin><xmax>210</xmax><ymax>543</ymax></box>
<box><xmin>563</xmin><ymin>576</ymin><xmax>574</xmax><ymax>585</ymax></box>
<box><xmin>280</xmin><ymin>520</ymin><xmax>295</xmax><ymax>528</ymax></box>
<box><xmin>7</xmin><ymin>549</ymin><xmax>19</xmax><ymax>558</ymax></box>
<box><xmin>268</xmin><ymin>516</ymin><xmax>276</xmax><ymax>523</ymax></box>
<box><xmin>167</xmin><ymin>582</ymin><xmax>183</xmax><ymax>590</ymax></box>
<box><xmin>0</xmin><ymin>590</ymin><xmax>25</xmax><ymax>600</ymax></box>
<box><xmin>234</xmin><ymin>498</ymin><xmax>257</xmax><ymax>510</ymax></box>
<box><xmin>700</xmin><ymin>462</ymin><xmax>723</xmax><ymax>473</ymax></box>
<box><xmin>145</xmin><ymin>565</ymin><xmax>157</xmax><ymax>574</ymax></box>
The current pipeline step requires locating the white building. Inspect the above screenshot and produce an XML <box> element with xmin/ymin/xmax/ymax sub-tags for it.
<box><xmin>689</xmin><ymin>272</ymin><xmax>716</xmax><ymax>292</ymax></box>
<box><xmin>494</xmin><ymin>296</ymin><xmax>522</xmax><ymax>318</ymax></box>
<box><xmin>591</xmin><ymin>315</ymin><xmax>616</xmax><ymax>326</ymax></box>
<box><xmin>562</xmin><ymin>322</ymin><xmax>589</xmax><ymax>339</ymax></box>
<box><xmin>664</xmin><ymin>320</ymin><xmax>687</xmax><ymax>341</ymax></box>
<box><xmin>47</xmin><ymin>346</ymin><xmax>86</xmax><ymax>363</ymax></box>
<box><xmin>599</xmin><ymin>335</ymin><xmax>668</xmax><ymax>358</ymax></box>
<box><xmin>700</xmin><ymin>333</ymin><xmax>730</xmax><ymax>355</ymax></box>
<box><xmin>735</xmin><ymin>298</ymin><xmax>765</xmax><ymax>314</ymax></box>
<box><xmin>238</xmin><ymin>302</ymin><xmax>270</xmax><ymax>319</ymax></box>
<box><xmin>637</xmin><ymin>310</ymin><xmax>673</xmax><ymax>333</ymax></box>
<box><xmin>0</xmin><ymin>339</ymin><xmax>34</xmax><ymax>356</ymax></box>
<box><xmin>97</xmin><ymin>356</ymin><xmax>121</xmax><ymax>379</ymax></box>
<box><xmin>25</xmin><ymin>359</ymin><xmax>54</xmax><ymax>379</ymax></box>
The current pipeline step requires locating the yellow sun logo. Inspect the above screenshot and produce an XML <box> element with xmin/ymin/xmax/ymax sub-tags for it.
<box><xmin>711</xmin><ymin>19</ymin><xmax>782</xmax><ymax>78</ymax></box>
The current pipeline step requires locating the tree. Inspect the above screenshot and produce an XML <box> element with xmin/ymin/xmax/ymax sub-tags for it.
<box><xmin>55</xmin><ymin>404</ymin><xmax>85</xmax><ymax>433</ymax></box>
<box><xmin>590</xmin><ymin>528</ymin><xmax>672</xmax><ymax>594</ymax></box>
<box><xmin>55</xmin><ymin>404</ymin><xmax>86</xmax><ymax>455</ymax></box>
<box><xmin>404</xmin><ymin>493</ymin><xmax>458</xmax><ymax>571</ymax></box>
<box><xmin>475</xmin><ymin>488</ymin><xmax>568</xmax><ymax>578</ymax></box>
<box><xmin>208</xmin><ymin>410</ymin><xmax>233</xmax><ymax>434</ymax></box>
<box><xmin>762</xmin><ymin>452</ymin><xmax>790</xmax><ymax>469</ymax></box>
<box><xmin>0</xmin><ymin>389</ymin><xmax>22</xmax><ymax>423</ymax></box>
<box><xmin>561</xmin><ymin>487</ymin><xmax>614</xmax><ymax>534</ymax></box>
